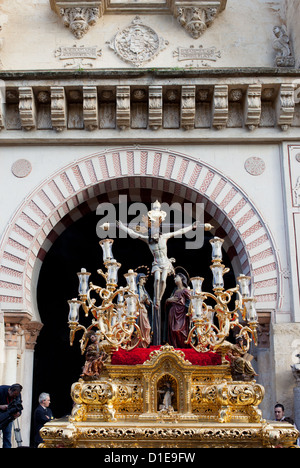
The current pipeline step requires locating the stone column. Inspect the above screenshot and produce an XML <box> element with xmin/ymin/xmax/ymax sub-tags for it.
<box><xmin>3</xmin><ymin>313</ymin><xmax>42</xmax><ymax>447</ymax></box>
<box><xmin>22</xmin><ymin>321</ymin><xmax>43</xmax><ymax>446</ymax></box>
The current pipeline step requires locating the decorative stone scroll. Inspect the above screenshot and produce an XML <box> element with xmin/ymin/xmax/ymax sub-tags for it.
<box><xmin>55</xmin><ymin>44</ymin><xmax>102</xmax><ymax>68</ymax></box>
<box><xmin>174</xmin><ymin>45</ymin><xmax>221</xmax><ymax>62</ymax></box>
<box><xmin>50</xmin><ymin>0</ymin><xmax>227</xmax><ymax>39</ymax></box>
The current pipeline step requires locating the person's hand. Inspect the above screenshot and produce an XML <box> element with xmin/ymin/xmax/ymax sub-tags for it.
<box><xmin>0</xmin><ymin>404</ymin><xmax>8</xmax><ymax>411</ymax></box>
<box><xmin>166</xmin><ymin>296</ymin><xmax>178</xmax><ymax>303</ymax></box>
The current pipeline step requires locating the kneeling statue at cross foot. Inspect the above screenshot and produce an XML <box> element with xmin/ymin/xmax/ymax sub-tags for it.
<box><xmin>81</xmin><ymin>331</ymin><xmax>108</xmax><ymax>380</ymax></box>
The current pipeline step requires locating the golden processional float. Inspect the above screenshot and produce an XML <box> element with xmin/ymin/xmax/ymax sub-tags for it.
<box><xmin>40</xmin><ymin>203</ymin><xmax>298</xmax><ymax>448</ymax></box>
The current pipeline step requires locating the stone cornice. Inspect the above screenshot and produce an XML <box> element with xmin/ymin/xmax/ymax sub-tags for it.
<box><xmin>1</xmin><ymin>67</ymin><xmax>300</xmax><ymax>81</ymax></box>
<box><xmin>1</xmin><ymin>71</ymin><xmax>300</xmax><ymax>140</ymax></box>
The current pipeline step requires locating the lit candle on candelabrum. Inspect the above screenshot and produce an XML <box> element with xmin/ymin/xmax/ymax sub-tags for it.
<box><xmin>191</xmin><ymin>295</ymin><xmax>203</xmax><ymax>319</ymax></box>
<box><xmin>77</xmin><ymin>268</ymin><xmax>91</xmax><ymax>296</ymax></box>
<box><xmin>209</xmin><ymin>237</ymin><xmax>224</xmax><ymax>261</ymax></box>
<box><xmin>125</xmin><ymin>295</ymin><xmax>138</xmax><ymax>317</ymax></box>
<box><xmin>117</xmin><ymin>289</ymin><xmax>124</xmax><ymax>305</ymax></box>
<box><xmin>99</xmin><ymin>239</ymin><xmax>114</xmax><ymax>262</ymax></box>
<box><xmin>124</xmin><ymin>269</ymin><xmax>138</xmax><ymax>294</ymax></box>
<box><xmin>68</xmin><ymin>298</ymin><xmax>81</xmax><ymax>323</ymax></box>
<box><xmin>237</xmin><ymin>274</ymin><xmax>251</xmax><ymax>298</ymax></box>
<box><xmin>210</xmin><ymin>263</ymin><xmax>225</xmax><ymax>289</ymax></box>
<box><xmin>106</xmin><ymin>259</ymin><xmax>121</xmax><ymax>285</ymax></box>
<box><xmin>190</xmin><ymin>276</ymin><xmax>204</xmax><ymax>294</ymax></box>
<box><xmin>245</xmin><ymin>298</ymin><xmax>258</xmax><ymax>322</ymax></box>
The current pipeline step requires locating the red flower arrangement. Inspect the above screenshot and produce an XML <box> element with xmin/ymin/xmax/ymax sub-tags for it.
<box><xmin>111</xmin><ymin>346</ymin><xmax>222</xmax><ymax>366</ymax></box>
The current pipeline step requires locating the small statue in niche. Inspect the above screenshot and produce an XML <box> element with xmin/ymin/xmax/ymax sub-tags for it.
<box><xmin>228</xmin><ymin>336</ymin><xmax>258</xmax><ymax>381</ymax></box>
<box><xmin>158</xmin><ymin>379</ymin><xmax>175</xmax><ymax>412</ymax></box>
<box><xmin>80</xmin><ymin>330</ymin><xmax>108</xmax><ymax>380</ymax></box>
<box><xmin>273</xmin><ymin>25</ymin><xmax>295</xmax><ymax>67</ymax></box>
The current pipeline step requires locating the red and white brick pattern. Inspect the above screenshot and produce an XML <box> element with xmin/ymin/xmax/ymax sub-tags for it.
<box><xmin>0</xmin><ymin>148</ymin><xmax>280</xmax><ymax>312</ymax></box>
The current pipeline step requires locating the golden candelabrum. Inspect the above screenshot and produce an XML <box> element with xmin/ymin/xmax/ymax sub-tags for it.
<box><xmin>67</xmin><ymin>239</ymin><xmax>143</xmax><ymax>362</ymax></box>
<box><xmin>41</xmin><ymin>235</ymin><xmax>300</xmax><ymax>448</ymax></box>
<box><xmin>186</xmin><ymin>236</ymin><xmax>258</xmax><ymax>359</ymax></box>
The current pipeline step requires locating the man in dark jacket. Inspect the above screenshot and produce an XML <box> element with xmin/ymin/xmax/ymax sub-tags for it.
<box><xmin>0</xmin><ymin>383</ymin><xmax>23</xmax><ymax>448</ymax></box>
<box><xmin>33</xmin><ymin>392</ymin><xmax>53</xmax><ymax>447</ymax></box>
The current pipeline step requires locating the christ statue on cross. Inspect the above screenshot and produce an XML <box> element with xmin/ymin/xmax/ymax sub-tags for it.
<box><xmin>117</xmin><ymin>200</ymin><xmax>210</xmax><ymax>345</ymax></box>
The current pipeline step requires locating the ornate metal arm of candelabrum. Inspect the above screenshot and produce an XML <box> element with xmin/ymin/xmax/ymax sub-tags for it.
<box><xmin>67</xmin><ymin>239</ymin><xmax>143</xmax><ymax>362</ymax></box>
<box><xmin>185</xmin><ymin>237</ymin><xmax>258</xmax><ymax>362</ymax></box>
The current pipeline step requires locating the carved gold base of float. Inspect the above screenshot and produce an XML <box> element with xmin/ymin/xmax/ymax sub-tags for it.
<box><xmin>40</xmin><ymin>345</ymin><xmax>299</xmax><ymax>448</ymax></box>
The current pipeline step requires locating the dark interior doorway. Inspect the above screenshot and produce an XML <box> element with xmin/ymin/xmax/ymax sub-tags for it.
<box><xmin>32</xmin><ymin>195</ymin><xmax>236</xmax><ymax>428</ymax></box>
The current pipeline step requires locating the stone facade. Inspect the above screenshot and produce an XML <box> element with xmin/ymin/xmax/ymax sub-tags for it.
<box><xmin>0</xmin><ymin>0</ymin><xmax>300</xmax><ymax>446</ymax></box>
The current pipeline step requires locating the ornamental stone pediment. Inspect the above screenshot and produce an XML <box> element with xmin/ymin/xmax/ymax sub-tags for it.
<box><xmin>50</xmin><ymin>0</ymin><xmax>227</xmax><ymax>39</ymax></box>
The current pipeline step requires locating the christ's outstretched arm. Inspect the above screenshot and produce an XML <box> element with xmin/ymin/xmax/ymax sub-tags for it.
<box><xmin>117</xmin><ymin>220</ymin><xmax>148</xmax><ymax>240</ymax></box>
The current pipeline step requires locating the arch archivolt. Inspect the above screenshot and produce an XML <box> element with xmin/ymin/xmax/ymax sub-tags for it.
<box><xmin>0</xmin><ymin>147</ymin><xmax>280</xmax><ymax>317</ymax></box>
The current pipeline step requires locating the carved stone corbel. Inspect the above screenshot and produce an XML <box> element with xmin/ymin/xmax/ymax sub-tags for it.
<box><xmin>116</xmin><ymin>86</ymin><xmax>130</xmax><ymax>130</ymax></box>
<box><xmin>51</xmin><ymin>86</ymin><xmax>67</xmax><ymax>132</ymax></box>
<box><xmin>181</xmin><ymin>85</ymin><xmax>196</xmax><ymax>130</ymax></box>
<box><xmin>19</xmin><ymin>87</ymin><xmax>36</xmax><ymax>131</ymax></box>
<box><xmin>149</xmin><ymin>86</ymin><xmax>163</xmax><ymax>131</ymax></box>
<box><xmin>244</xmin><ymin>84</ymin><xmax>262</xmax><ymax>131</ymax></box>
<box><xmin>212</xmin><ymin>84</ymin><xmax>228</xmax><ymax>129</ymax></box>
<box><xmin>171</xmin><ymin>1</ymin><xmax>227</xmax><ymax>39</ymax></box>
<box><xmin>50</xmin><ymin>0</ymin><xmax>103</xmax><ymax>39</ymax></box>
<box><xmin>83</xmin><ymin>86</ymin><xmax>98</xmax><ymax>131</ymax></box>
<box><xmin>50</xmin><ymin>0</ymin><xmax>227</xmax><ymax>39</ymax></box>
<box><xmin>276</xmin><ymin>83</ymin><xmax>295</xmax><ymax>131</ymax></box>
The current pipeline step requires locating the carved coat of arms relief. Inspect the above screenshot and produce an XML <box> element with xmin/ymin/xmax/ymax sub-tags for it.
<box><xmin>108</xmin><ymin>16</ymin><xmax>169</xmax><ymax>67</ymax></box>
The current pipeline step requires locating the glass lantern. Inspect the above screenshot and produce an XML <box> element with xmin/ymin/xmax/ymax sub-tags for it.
<box><xmin>125</xmin><ymin>295</ymin><xmax>138</xmax><ymax>317</ymax></box>
<box><xmin>99</xmin><ymin>239</ymin><xmax>114</xmax><ymax>262</ymax></box>
<box><xmin>68</xmin><ymin>298</ymin><xmax>81</xmax><ymax>323</ymax></box>
<box><xmin>77</xmin><ymin>268</ymin><xmax>91</xmax><ymax>296</ymax></box>
<box><xmin>191</xmin><ymin>295</ymin><xmax>203</xmax><ymax>319</ymax></box>
<box><xmin>210</xmin><ymin>263</ymin><xmax>225</xmax><ymax>289</ymax></box>
<box><xmin>105</xmin><ymin>259</ymin><xmax>121</xmax><ymax>286</ymax></box>
<box><xmin>190</xmin><ymin>276</ymin><xmax>204</xmax><ymax>294</ymax></box>
<box><xmin>209</xmin><ymin>237</ymin><xmax>224</xmax><ymax>261</ymax></box>
<box><xmin>124</xmin><ymin>269</ymin><xmax>138</xmax><ymax>294</ymax></box>
<box><xmin>237</xmin><ymin>274</ymin><xmax>251</xmax><ymax>298</ymax></box>
<box><xmin>244</xmin><ymin>298</ymin><xmax>258</xmax><ymax>322</ymax></box>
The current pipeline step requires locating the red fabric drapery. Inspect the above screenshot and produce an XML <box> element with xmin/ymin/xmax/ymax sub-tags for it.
<box><xmin>111</xmin><ymin>346</ymin><xmax>222</xmax><ymax>366</ymax></box>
